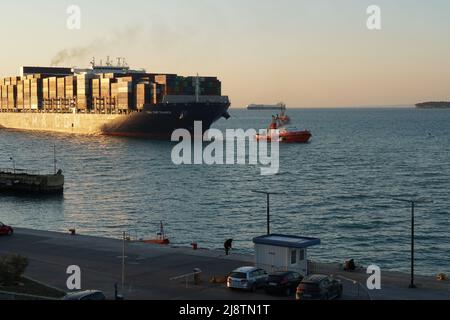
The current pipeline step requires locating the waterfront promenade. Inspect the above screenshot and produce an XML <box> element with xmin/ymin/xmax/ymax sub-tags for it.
<box><xmin>0</xmin><ymin>228</ymin><xmax>449</xmax><ymax>300</ymax></box>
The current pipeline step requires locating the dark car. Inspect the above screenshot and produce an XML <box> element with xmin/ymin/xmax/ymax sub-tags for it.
<box><xmin>265</xmin><ymin>271</ymin><xmax>304</xmax><ymax>296</ymax></box>
<box><xmin>63</xmin><ymin>290</ymin><xmax>106</xmax><ymax>301</ymax></box>
<box><xmin>0</xmin><ymin>222</ymin><xmax>13</xmax><ymax>236</ymax></box>
<box><xmin>296</xmin><ymin>275</ymin><xmax>343</xmax><ymax>300</ymax></box>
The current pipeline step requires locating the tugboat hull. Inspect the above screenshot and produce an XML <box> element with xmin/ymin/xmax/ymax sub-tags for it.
<box><xmin>256</xmin><ymin>130</ymin><xmax>312</xmax><ymax>144</ymax></box>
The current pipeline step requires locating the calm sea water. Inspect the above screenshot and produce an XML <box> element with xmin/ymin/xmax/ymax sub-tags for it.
<box><xmin>0</xmin><ymin>108</ymin><xmax>449</xmax><ymax>275</ymax></box>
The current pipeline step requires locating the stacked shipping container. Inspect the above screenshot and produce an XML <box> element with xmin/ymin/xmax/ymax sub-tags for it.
<box><xmin>135</xmin><ymin>82</ymin><xmax>151</xmax><ymax>110</ymax></box>
<box><xmin>7</xmin><ymin>85</ymin><xmax>16</xmax><ymax>110</ymax></box>
<box><xmin>49</xmin><ymin>77</ymin><xmax>57</xmax><ymax>99</ymax></box>
<box><xmin>42</xmin><ymin>78</ymin><xmax>49</xmax><ymax>101</ymax></box>
<box><xmin>154</xmin><ymin>75</ymin><xmax>221</xmax><ymax>96</ymax></box>
<box><xmin>0</xmin><ymin>70</ymin><xmax>222</xmax><ymax>113</ymax></box>
<box><xmin>117</xmin><ymin>79</ymin><xmax>134</xmax><ymax>111</ymax></box>
<box><xmin>57</xmin><ymin>78</ymin><xmax>65</xmax><ymax>99</ymax></box>
<box><xmin>16</xmin><ymin>81</ymin><xmax>24</xmax><ymax>110</ymax></box>
<box><xmin>23</xmin><ymin>79</ymin><xmax>30</xmax><ymax>110</ymax></box>
<box><xmin>76</xmin><ymin>74</ymin><xmax>93</xmax><ymax>110</ymax></box>
<box><xmin>30</xmin><ymin>78</ymin><xmax>43</xmax><ymax>110</ymax></box>
<box><xmin>65</xmin><ymin>76</ymin><xmax>76</xmax><ymax>99</ymax></box>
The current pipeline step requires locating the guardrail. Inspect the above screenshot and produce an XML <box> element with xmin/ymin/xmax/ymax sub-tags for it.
<box><xmin>307</xmin><ymin>261</ymin><xmax>371</xmax><ymax>300</ymax></box>
<box><xmin>170</xmin><ymin>269</ymin><xmax>203</xmax><ymax>288</ymax></box>
<box><xmin>334</xmin><ymin>275</ymin><xmax>372</xmax><ymax>300</ymax></box>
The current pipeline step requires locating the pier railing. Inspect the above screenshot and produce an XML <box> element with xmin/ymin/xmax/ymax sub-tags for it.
<box><xmin>169</xmin><ymin>269</ymin><xmax>203</xmax><ymax>288</ymax></box>
<box><xmin>334</xmin><ymin>275</ymin><xmax>372</xmax><ymax>300</ymax></box>
<box><xmin>308</xmin><ymin>260</ymin><xmax>371</xmax><ymax>300</ymax></box>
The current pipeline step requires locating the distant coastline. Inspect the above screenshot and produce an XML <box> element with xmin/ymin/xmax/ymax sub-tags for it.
<box><xmin>416</xmin><ymin>101</ymin><xmax>450</xmax><ymax>109</ymax></box>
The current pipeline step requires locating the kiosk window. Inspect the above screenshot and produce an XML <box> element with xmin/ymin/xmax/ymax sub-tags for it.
<box><xmin>291</xmin><ymin>250</ymin><xmax>297</xmax><ymax>264</ymax></box>
<box><xmin>299</xmin><ymin>249</ymin><xmax>305</xmax><ymax>261</ymax></box>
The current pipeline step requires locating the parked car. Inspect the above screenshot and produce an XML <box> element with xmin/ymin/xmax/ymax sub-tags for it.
<box><xmin>227</xmin><ymin>267</ymin><xmax>268</xmax><ymax>292</ymax></box>
<box><xmin>296</xmin><ymin>275</ymin><xmax>343</xmax><ymax>300</ymax></box>
<box><xmin>0</xmin><ymin>222</ymin><xmax>13</xmax><ymax>236</ymax></box>
<box><xmin>63</xmin><ymin>290</ymin><xmax>106</xmax><ymax>301</ymax></box>
<box><xmin>265</xmin><ymin>271</ymin><xmax>304</xmax><ymax>296</ymax></box>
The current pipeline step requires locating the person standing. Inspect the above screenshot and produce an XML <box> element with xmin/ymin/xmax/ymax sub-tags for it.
<box><xmin>224</xmin><ymin>239</ymin><xmax>233</xmax><ymax>256</ymax></box>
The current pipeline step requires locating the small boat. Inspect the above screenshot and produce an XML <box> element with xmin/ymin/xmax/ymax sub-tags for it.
<box><xmin>0</xmin><ymin>169</ymin><xmax>64</xmax><ymax>194</ymax></box>
<box><xmin>256</xmin><ymin>128</ymin><xmax>312</xmax><ymax>144</ymax></box>
<box><xmin>0</xmin><ymin>147</ymin><xmax>64</xmax><ymax>195</ymax></box>
<box><xmin>141</xmin><ymin>221</ymin><xmax>170</xmax><ymax>245</ymax></box>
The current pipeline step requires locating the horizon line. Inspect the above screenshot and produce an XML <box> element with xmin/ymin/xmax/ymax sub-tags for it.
<box><xmin>230</xmin><ymin>104</ymin><xmax>418</xmax><ymax>109</ymax></box>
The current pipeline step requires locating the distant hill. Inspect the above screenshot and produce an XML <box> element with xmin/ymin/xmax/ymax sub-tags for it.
<box><xmin>416</xmin><ymin>101</ymin><xmax>450</xmax><ymax>109</ymax></box>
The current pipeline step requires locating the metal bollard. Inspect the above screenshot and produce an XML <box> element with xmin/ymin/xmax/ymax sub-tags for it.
<box><xmin>194</xmin><ymin>268</ymin><xmax>202</xmax><ymax>285</ymax></box>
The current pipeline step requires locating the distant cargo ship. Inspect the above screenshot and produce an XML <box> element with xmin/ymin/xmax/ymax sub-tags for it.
<box><xmin>416</xmin><ymin>101</ymin><xmax>450</xmax><ymax>109</ymax></box>
<box><xmin>0</xmin><ymin>58</ymin><xmax>231</xmax><ymax>138</ymax></box>
<box><xmin>247</xmin><ymin>103</ymin><xmax>286</xmax><ymax>110</ymax></box>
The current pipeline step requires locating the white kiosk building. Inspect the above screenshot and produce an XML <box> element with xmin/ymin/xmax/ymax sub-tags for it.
<box><xmin>253</xmin><ymin>234</ymin><xmax>321</xmax><ymax>276</ymax></box>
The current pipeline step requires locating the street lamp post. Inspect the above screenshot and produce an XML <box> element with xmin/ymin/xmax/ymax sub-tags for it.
<box><xmin>53</xmin><ymin>144</ymin><xmax>57</xmax><ymax>175</ymax></box>
<box><xmin>393</xmin><ymin>197</ymin><xmax>432</xmax><ymax>289</ymax></box>
<box><xmin>10</xmin><ymin>157</ymin><xmax>15</xmax><ymax>174</ymax></box>
<box><xmin>252</xmin><ymin>191</ymin><xmax>283</xmax><ymax>235</ymax></box>
<box><xmin>122</xmin><ymin>231</ymin><xmax>126</xmax><ymax>290</ymax></box>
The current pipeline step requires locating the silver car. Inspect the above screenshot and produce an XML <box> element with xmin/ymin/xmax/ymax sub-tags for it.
<box><xmin>227</xmin><ymin>267</ymin><xmax>268</xmax><ymax>292</ymax></box>
<box><xmin>62</xmin><ymin>290</ymin><xmax>106</xmax><ymax>301</ymax></box>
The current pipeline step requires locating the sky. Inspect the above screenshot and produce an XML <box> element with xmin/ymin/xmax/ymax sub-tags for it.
<box><xmin>0</xmin><ymin>0</ymin><xmax>449</xmax><ymax>108</ymax></box>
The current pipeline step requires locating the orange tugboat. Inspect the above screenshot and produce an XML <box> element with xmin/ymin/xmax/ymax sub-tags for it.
<box><xmin>141</xmin><ymin>221</ymin><xmax>170</xmax><ymax>245</ymax></box>
<box><xmin>256</xmin><ymin>128</ymin><xmax>312</xmax><ymax>143</ymax></box>
<box><xmin>255</xmin><ymin>112</ymin><xmax>312</xmax><ymax>143</ymax></box>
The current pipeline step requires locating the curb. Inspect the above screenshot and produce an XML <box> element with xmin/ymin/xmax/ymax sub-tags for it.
<box><xmin>0</xmin><ymin>290</ymin><xmax>59</xmax><ymax>301</ymax></box>
<box><xmin>24</xmin><ymin>276</ymin><xmax>67</xmax><ymax>295</ymax></box>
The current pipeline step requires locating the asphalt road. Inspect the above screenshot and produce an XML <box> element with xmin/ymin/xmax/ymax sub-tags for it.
<box><xmin>1</xmin><ymin>228</ymin><xmax>448</xmax><ymax>300</ymax></box>
<box><xmin>0</xmin><ymin>229</ymin><xmax>286</xmax><ymax>300</ymax></box>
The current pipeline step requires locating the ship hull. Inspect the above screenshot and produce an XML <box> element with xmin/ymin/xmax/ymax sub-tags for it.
<box><xmin>0</xmin><ymin>102</ymin><xmax>230</xmax><ymax>139</ymax></box>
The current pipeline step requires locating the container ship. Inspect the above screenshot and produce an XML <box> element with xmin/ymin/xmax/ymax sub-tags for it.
<box><xmin>0</xmin><ymin>58</ymin><xmax>231</xmax><ymax>138</ymax></box>
<box><xmin>247</xmin><ymin>103</ymin><xmax>286</xmax><ymax>111</ymax></box>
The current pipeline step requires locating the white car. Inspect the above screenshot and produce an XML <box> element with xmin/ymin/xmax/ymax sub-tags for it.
<box><xmin>227</xmin><ymin>267</ymin><xmax>268</xmax><ymax>292</ymax></box>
